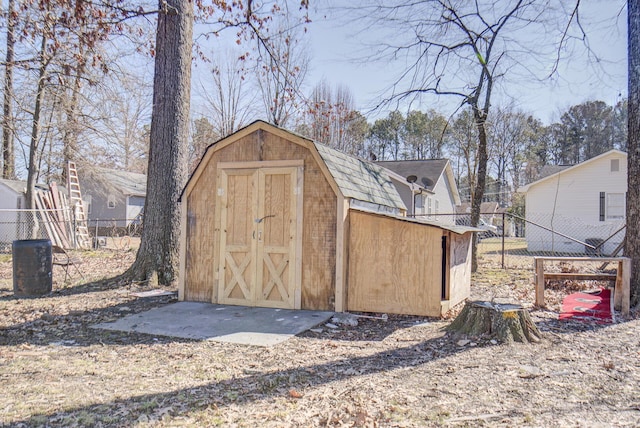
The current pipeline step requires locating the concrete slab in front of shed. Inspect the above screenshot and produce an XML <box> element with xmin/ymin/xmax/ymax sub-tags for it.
<box><xmin>93</xmin><ymin>302</ymin><xmax>334</xmax><ymax>347</ymax></box>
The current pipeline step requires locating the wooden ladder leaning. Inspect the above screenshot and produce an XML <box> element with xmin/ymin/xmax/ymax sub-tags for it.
<box><xmin>67</xmin><ymin>161</ymin><xmax>91</xmax><ymax>249</ymax></box>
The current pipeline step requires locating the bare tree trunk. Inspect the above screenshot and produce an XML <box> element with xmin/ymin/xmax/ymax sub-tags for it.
<box><xmin>124</xmin><ymin>0</ymin><xmax>193</xmax><ymax>286</ymax></box>
<box><xmin>2</xmin><ymin>0</ymin><xmax>15</xmax><ymax>179</ymax></box>
<box><xmin>61</xmin><ymin>61</ymin><xmax>84</xmax><ymax>182</ymax></box>
<box><xmin>470</xmin><ymin>108</ymin><xmax>489</xmax><ymax>272</ymax></box>
<box><xmin>626</xmin><ymin>0</ymin><xmax>640</xmax><ymax>307</ymax></box>
<box><xmin>25</xmin><ymin>35</ymin><xmax>49</xmax><ymax>212</ymax></box>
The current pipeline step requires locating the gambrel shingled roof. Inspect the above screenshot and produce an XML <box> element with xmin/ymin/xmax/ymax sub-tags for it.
<box><xmin>314</xmin><ymin>143</ymin><xmax>405</xmax><ymax>211</ymax></box>
<box><xmin>182</xmin><ymin>121</ymin><xmax>407</xmax><ymax>212</ymax></box>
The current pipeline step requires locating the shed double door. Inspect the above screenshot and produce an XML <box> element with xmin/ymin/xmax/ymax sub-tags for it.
<box><xmin>217</xmin><ymin>164</ymin><xmax>302</xmax><ymax>309</ymax></box>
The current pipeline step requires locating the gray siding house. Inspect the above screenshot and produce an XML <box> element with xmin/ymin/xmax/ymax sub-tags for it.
<box><xmin>81</xmin><ymin>168</ymin><xmax>147</xmax><ymax>228</ymax></box>
<box><xmin>376</xmin><ymin>159</ymin><xmax>461</xmax><ymax>224</ymax></box>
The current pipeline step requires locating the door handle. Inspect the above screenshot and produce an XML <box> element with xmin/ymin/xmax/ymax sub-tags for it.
<box><xmin>255</xmin><ymin>214</ymin><xmax>275</xmax><ymax>223</ymax></box>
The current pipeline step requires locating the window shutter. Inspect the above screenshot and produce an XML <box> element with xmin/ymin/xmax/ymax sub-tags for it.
<box><xmin>599</xmin><ymin>192</ymin><xmax>605</xmax><ymax>221</ymax></box>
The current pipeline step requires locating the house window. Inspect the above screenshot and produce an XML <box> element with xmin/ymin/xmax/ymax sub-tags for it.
<box><xmin>610</xmin><ymin>159</ymin><xmax>620</xmax><ymax>172</ymax></box>
<box><xmin>427</xmin><ymin>197</ymin><xmax>432</xmax><ymax>217</ymax></box>
<box><xmin>606</xmin><ymin>193</ymin><xmax>625</xmax><ymax>220</ymax></box>
<box><xmin>107</xmin><ymin>194</ymin><xmax>116</xmax><ymax>209</ymax></box>
<box><xmin>85</xmin><ymin>195</ymin><xmax>92</xmax><ymax>214</ymax></box>
<box><xmin>435</xmin><ymin>200</ymin><xmax>439</xmax><ymax>214</ymax></box>
<box><xmin>414</xmin><ymin>194</ymin><xmax>425</xmax><ymax>215</ymax></box>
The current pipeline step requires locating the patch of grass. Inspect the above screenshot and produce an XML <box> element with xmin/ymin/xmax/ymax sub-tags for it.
<box><xmin>472</xmin><ymin>268</ymin><xmax>513</xmax><ymax>286</ymax></box>
<box><xmin>138</xmin><ymin>399</ymin><xmax>158</xmax><ymax>412</ymax></box>
<box><xmin>60</xmin><ymin>410</ymin><xmax>97</xmax><ymax>426</ymax></box>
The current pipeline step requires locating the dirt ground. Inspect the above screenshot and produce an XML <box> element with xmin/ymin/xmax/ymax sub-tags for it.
<box><xmin>0</xmin><ymin>248</ymin><xmax>639</xmax><ymax>427</ymax></box>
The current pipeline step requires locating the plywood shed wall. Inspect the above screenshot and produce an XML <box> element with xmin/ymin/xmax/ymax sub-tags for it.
<box><xmin>180</xmin><ymin>125</ymin><xmax>338</xmax><ymax>311</ymax></box>
<box><xmin>347</xmin><ymin>210</ymin><xmax>441</xmax><ymax>316</ymax></box>
<box><xmin>347</xmin><ymin>210</ymin><xmax>471</xmax><ymax>317</ymax></box>
<box><xmin>445</xmin><ymin>232</ymin><xmax>472</xmax><ymax>311</ymax></box>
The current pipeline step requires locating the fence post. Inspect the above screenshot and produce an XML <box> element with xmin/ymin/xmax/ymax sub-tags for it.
<box><xmin>534</xmin><ymin>258</ymin><xmax>545</xmax><ymax>307</ymax></box>
<box><xmin>94</xmin><ymin>219</ymin><xmax>100</xmax><ymax>249</ymax></box>
<box><xmin>501</xmin><ymin>212</ymin><xmax>505</xmax><ymax>269</ymax></box>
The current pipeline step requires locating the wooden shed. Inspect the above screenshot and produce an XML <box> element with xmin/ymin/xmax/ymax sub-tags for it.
<box><xmin>179</xmin><ymin>121</ymin><xmax>475</xmax><ymax>317</ymax></box>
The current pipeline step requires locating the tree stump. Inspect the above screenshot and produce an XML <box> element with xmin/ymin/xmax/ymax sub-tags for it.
<box><xmin>446</xmin><ymin>301</ymin><xmax>543</xmax><ymax>344</ymax></box>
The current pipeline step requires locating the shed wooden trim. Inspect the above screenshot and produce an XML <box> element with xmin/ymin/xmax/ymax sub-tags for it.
<box><xmin>294</xmin><ymin>165</ymin><xmax>304</xmax><ymax>308</ymax></box>
<box><xmin>182</xmin><ymin>121</ymin><xmax>343</xmax><ymax>202</ymax></box>
<box><xmin>334</xmin><ymin>197</ymin><xmax>349</xmax><ymax>312</ymax></box>
<box><xmin>182</xmin><ymin>128</ymin><xmax>256</xmax><ymax>200</ymax></box>
<box><xmin>239</xmin><ymin>123</ymin><xmax>343</xmax><ymax>197</ymax></box>
<box><xmin>178</xmin><ymin>201</ymin><xmax>187</xmax><ymax>300</ymax></box>
<box><xmin>217</xmin><ymin>159</ymin><xmax>304</xmax><ymax>170</ymax></box>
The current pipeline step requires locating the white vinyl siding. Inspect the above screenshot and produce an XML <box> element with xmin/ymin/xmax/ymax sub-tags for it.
<box><xmin>523</xmin><ymin>152</ymin><xmax>627</xmax><ymax>254</ymax></box>
<box><xmin>431</xmin><ymin>171</ymin><xmax>458</xmax><ymax>225</ymax></box>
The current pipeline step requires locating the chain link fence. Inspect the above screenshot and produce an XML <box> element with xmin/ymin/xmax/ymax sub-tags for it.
<box><xmin>0</xmin><ymin>209</ymin><xmax>68</xmax><ymax>253</ymax></box>
<box><xmin>0</xmin><ymin>209</ymin><xmax>144</xmax><ymax>254</ymax></box>
<box><xmin>2</xmin><ymin>208</ymin><xmax>626</xmax><ymax>267</ymax></box>
<box><xmin>434</xmin><ymin>212</ymin><xmax>626</xmax><ymax>270</ymax></box>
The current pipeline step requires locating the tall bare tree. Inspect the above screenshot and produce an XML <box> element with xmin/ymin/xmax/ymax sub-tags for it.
<box><xmin>487</xmin><ymin>107</ymin><xmax>532</xmax><ymax>206</ymax></box>
<box><xmin>7</xmin><ymin>0</ymin><xmax>137</xmax><ymax>207</ymax></box>
<box><xmin>446</xmin><ymin>108</ymin><xmax>478</xmax><ymax>201</ymax></box>
<box><xmin>124</xmin><ymin>1</ymin><xmax>310</xmax><ymax>286</ymax></box>
<box><xmin>88</xmin><ymin>71</ymin><xmax>152</xmax><ymax>172</ymax></box>
<box><xmin>124</xmin><ymin>0</ymin><xmax>193</xmax><ymax>285</ymax></box>
<box><xmin>2</xmin><ymin>0</ymin><xmax>16</xmax><ymax>179</ymax></box>
<box><xmin>256</xmin><ymin>17</ymin><xmax>309</xmax><ymax>127</ymax></box>
<box><xmin>350</xmin><ymin>0</ymin><xmax>588</xmax><ymax>270</ymax></box>
<box><xmin>199</xmin><ymin>53</ymin><xmax>256</xmax><ymax>138</ymax></box>
<box><xmin>303</xmin><ymin>80</ymin><xmax>361</xmax><ymax>151</ymax></box>
<box><xmin>626</xmin><ymin>0</ymin><xmax>640</xmax><ymax>306</ymax></box>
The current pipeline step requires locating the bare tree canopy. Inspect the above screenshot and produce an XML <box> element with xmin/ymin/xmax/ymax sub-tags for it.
<box><xmin>337</xmin><ymin>0</ymin><xmax>602</xmax><ymax>271</ymax></box>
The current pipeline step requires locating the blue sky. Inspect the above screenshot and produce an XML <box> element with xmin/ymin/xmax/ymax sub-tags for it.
<box><xmin>305</xmin><ymin>1</ymin><xmax>627</xmax><ymax>124</ymax></box>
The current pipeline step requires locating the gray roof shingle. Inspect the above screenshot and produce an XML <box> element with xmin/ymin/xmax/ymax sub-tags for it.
<box><xmin>94</xmin><ymin>168</ymin><xmax>147</xmax><ymax>197</ymax></box>
<box><xmin>0</xmin><ymin>178</ymin><xmax>27</xmax><ymax>194</ymax></box>
<box><xmin>314</xmin><ymin>143</ymin><xmax>406</xmax><ymax>211</ymax></box>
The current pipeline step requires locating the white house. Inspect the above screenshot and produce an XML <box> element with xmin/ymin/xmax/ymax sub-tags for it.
<box><xmin>0</xmin><ymin>179</ymin><xmax>27</xmax><ymax>245</ymax></box>
<box><xmin>376</xmin><ymin>159</ymin><xmax>461</xmax><ymax>224</ymax></box>
<box><xmin>518</xmin><ymin>149</ymin><xmax>627</xmax><ymax>255</ymax></box>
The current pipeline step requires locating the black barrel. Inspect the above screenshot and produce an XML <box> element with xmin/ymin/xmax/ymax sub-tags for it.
<box><xmin>12</xmin><ymin>239</ymin><xmax>53</xmax><ymax>297</ymax></box>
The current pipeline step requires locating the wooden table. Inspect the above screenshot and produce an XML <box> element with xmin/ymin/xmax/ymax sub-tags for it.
<box><xmin>533</xmin><ymin>256</ymin><xmax>630</xmax><ymax>316</ymax></box>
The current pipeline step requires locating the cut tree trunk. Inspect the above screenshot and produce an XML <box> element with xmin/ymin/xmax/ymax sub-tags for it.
<box><xmin>447</xmin><ymin>301</ymin><xmax>542</xmax><ymax>344</ymax></box>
